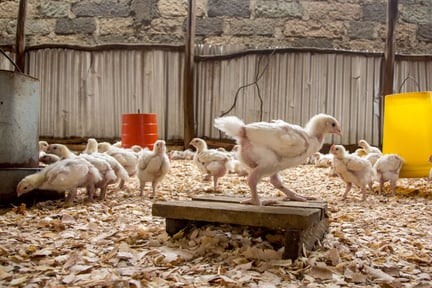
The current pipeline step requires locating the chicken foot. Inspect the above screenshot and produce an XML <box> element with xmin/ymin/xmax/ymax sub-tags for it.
<box><xmin>343</xmin><ymin>182</ymin><xmax>369</xmax><ymax>201</ymax></box>
<box><xmin>269</xmin><ymin>173</ymin><xmax>316</xmax><ymax>203</ymax></box>
<box><xmin>241</xmin><ymin>170</ymin><xmax>316</xmax><ymax>206</ymax></box>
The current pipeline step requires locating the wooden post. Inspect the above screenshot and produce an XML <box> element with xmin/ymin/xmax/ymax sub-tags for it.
<box><xmin>15</xmin><ymin>0</ymin><xmax>27</xmax><ymax>73</ymax></box>
<box><xmin>381</xmin><ymin>0</ymin><xmax>399</xmax><ymax>97</ymax></box>
<box><xmin>379</xmin><ymin>0</ymin><xmax>398</xmax><ymax>147</ymax></box>
<box><xmin>183</xmin><ymin>0</ymin><xmax>196</xmax><ymax>148</ymax></box>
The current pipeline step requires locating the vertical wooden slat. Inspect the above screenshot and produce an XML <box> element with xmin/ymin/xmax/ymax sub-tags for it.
<box><xmin>183</xmin><ymin>0</ymin><xmax>196</xmax><ymax>148</ymax></box>
<box><xmin>380</xmin><ymin>0</ymin><xmax>399</xmax><ymax>147</ymax></box>
<box><xmin>381</xmin><ymin>0</ymin><xmax>399</xmax><ymax>96</ymax></box>
<box><xmin>15</xmin><ymin>0</ymin><xmax>27</xmax><ymax>73</ymax></box>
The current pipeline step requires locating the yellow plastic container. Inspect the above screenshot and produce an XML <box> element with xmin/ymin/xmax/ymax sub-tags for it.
<box><xmin>382</xmin><ymin>91</ymin><xmax>432</xmax><ymax>178</ymax></box>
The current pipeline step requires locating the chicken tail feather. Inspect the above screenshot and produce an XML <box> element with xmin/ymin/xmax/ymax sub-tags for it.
<box><xmin>214</xmin><ymin>116</ymin><xmax>245</xmax><ymax>140</ymax></box>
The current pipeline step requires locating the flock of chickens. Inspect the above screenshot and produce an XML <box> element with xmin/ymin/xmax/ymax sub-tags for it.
<box><xmin>16</xmin><ymin>113</ymin><xmax>412</xmax><ymax>206</ymax></box>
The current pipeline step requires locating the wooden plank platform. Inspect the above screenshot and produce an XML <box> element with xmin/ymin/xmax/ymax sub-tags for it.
<box><xmin>152</xmin><ymin>196</ymin><xmax>328</xmax><ymax>260</ymax></box>
<box><xmin>192</xmin><ymin>195</ymin><xmax>328</xmax><ymax>220</ymax></box>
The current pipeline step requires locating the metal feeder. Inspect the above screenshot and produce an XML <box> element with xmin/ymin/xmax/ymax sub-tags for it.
<box><xmin>0</xmin><ymin>69</ymin><xmax>63</xmax><ymax>207</ymax></box>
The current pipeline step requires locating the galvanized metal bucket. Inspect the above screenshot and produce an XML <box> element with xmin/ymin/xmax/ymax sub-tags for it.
<box><xmin>0</xmin><ymin>70</ymin><xmax>40</xmax><ymax>167</ymax></box>
<box><xmin>0</xmin><ymin>69</ymin><xmax>42</xmax><ymax>206</ymax></box>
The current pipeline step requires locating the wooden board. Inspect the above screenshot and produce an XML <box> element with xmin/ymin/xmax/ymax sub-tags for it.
<box><xmin>191</xmin><ymin>195</ymin><xmax>328</xmax><ymax>219</ymax></box>
<box><xmin>151</xmin><ymin>196</ymin><xmax>329</xmax><ymax>260</ymax></box>
<box><xmin>152</xmin><ymin>200</ymin><xmax>321</xmax><ymax>231</ymax></box>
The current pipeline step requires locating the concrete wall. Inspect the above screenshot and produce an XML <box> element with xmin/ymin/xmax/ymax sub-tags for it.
<box><xmin>0</xmin><ymin>0</ymin><xmax>431</xmax><ymax>54</ymax></box>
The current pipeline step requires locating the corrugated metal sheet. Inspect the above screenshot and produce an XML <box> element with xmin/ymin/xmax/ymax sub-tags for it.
<box><xmin>27</xmin><ymin>48</ymin><xmax>184</xmax><ymax>140</ymax></box>
<box><xmin>197</xmin><ymin>50</ymin><xmax>383</xmax><ymax>146</ymax></box>
<box><xmin>2</xmin><ymin>46</ymin><xmax>431</xmax><ymax>146</ymax></box>
<box><xmin>394</xmin><ymin>58</ymin><xmax>432</xmax><ymax>93</ymax></box>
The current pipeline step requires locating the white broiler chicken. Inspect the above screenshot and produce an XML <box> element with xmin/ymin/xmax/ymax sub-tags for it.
<box><xmin>190</xmin><ymin>138</ymin><xmax>232</xmax><ymax>190</ymax></box>
<box><xmin>98</xmin><ymin>142</ymin><xmax>113</xmax><ymax>153</ymax></box>
<box><xmin>113</xmin><ymin>141</ymin><xmax>122</xmax><ymax>148</ymax></box>
<box><xmin>38</xmin><ymin>140</ymin><xmax>49</xmax><ymax>155</ymax></box>
<box><xmin>169</xmin><ymin>149</ymin><xmax>195</xmax><ymax>160</ymax></box>
<box><xmin>364</xmin><ymin>153</ymin><xmax>381</xmax><ymax>166</ymax></box>
<box><xmin>129</xmin><ymin>145</ymin><xmax>144</xmax><ymax>154</ymax></box>
<box><xmin>354</xmin><ymin>148</ymin><xmax>368</xmax><ymax>157</ymax></box>
<box><xmin>38</xmin><ymin>141</ymin><xmax>50</xmax><ymax>163</ymax></box>
<box><xmin>311</xmin><ymin>151</ymin><xmax>336</xmax><ymax>176</ymax></box>
<box><xmin>311</xmin><ymin>152</ymin><xmax>333</xmax><ymax>168</ymax></box>
<box><xmin>92</xmin><ymin>153</ymin><xmax>130</xmax><ymax>194</ymax></box>
<box><xmin>46</xmin><ymin>143</ymin><xmax>77</xmax><ymax>159</ymax></box>
<box><xmin>98</xmin><ymin>142</ymin><xmax>138</xmax><ymax>188</ymax></box>
<box><xmin>79</xmin><ymin>154</ymin><xmax>117</xmax><ymax>200</ymax></box>
<box><xmin>16</xmin><ymin>158</ymin><xmax>102</xmax><ymax>203</ymax></box>
<box><xmin>137</xmin><ymin>140</ymin><xmax>170</xmax><ymax>198</ymax></box>
<box><xmin>358</xmin><ymin>139</ymin><xmax>382</xmax><ymax>155</ymax></box>
<box><xmin>373</xmin><ymin>154</ymin><xmax>404</xmax><ymax>196</ymax></box>
<box><xmin>39</xmin><ymin>153</ymin><xmax>61</xmax><ymax>165</ymax></box>
<box><xmin>228</xmin><ymin>145</ymin><xmax>249</xmax><ymax>176</ymax></box>
<box><xmin>169</xmin><ymin>150</ymin><xmax>185</xmax><ymax>160</ymax></box>
<box><xmin>82</xmin><ymin>138</ymin><xmax>98</xmax><ymax>154</ymax></box>
<box><xmin>214</xmin><ymin>114</ymin><xmax>342</xmax><ymax>205</ymax></box>
<box><xmin>330</xmin><ymin>144</ymin><xmax>375</xmax><ymax>201</ymax></box>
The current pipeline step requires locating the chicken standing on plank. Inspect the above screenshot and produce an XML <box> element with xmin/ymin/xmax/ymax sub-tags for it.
<box><xmin>373</xmin><ymin>154</ymin><xmax>404</xmax><ymax>196</ymax></box>
<box><xmin>190</xmin><ymin>138</ymin><xmax>233</xmax><ymax>190</ymax></box>
<box><xmin>330</xmin><ymin>144</ymin><xmax>375</xmax><ymax>201</ymax></box>
<box><xmin>214</xmin><ymin>113</ymin><xmax>342</xmax><ymax>205</ymax></box>
<box><xmin>137</xmin><ymin>140</ymin><xmax>170</xmax><ymax>198</ymax></box>
<box><xmin>16</xmin><ymin>158</ymin><xmax>102</xmax><ymax>203</ymax></box>
<box><xmin>358</xmin><ymin>139</ymin><xmax>382</xmax><ymax>155</ymax></box>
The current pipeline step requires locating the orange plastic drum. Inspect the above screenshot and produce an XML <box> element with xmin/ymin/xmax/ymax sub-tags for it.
<box><xmin>121</xmin><ymin>113</ymin><xmax>158</xmax><ymax>150</ymax></box>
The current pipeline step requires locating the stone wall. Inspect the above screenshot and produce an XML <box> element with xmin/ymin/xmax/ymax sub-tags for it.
<box><xmin>0</xmin><ymin>0</ymin><xmax>431</xmax><ymax>54</ymax></box>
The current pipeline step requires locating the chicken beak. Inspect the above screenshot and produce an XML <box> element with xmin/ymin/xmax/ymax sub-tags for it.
<box><xmin>16</xmin><ymin>184</ymin><xmax>22</xmax><ymax>197</ymax></box>
<box><xmin>329</xmin><ymin>144</ymin><xmax>335</xmax><ymax>153</ymax></box>
<box><xmin>336</xmin><ymin>127</ymin><xmax>342</xmax><ymax>136</ymax></box>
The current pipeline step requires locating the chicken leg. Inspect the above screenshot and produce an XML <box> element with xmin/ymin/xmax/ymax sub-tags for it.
<box><xmin>342</xmin><ymin>182</ymin><xmax>352</xmax><ymax>200</ymax></box>
<box><xmin>240</xmin><ymin>168</ymin><xmax>263</xmax><ymax>205</ymax></box>
<box><xmin>241</xmin><ymin>169</ymin><xmax>315</xmax><ymax>205</ymax></box>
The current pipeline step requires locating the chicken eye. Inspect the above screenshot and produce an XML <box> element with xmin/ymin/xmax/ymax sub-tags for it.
<box><xmin>331</xmin><ymin>122</ymin><xmax>336</xmax><ymax>127</ymax></box>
